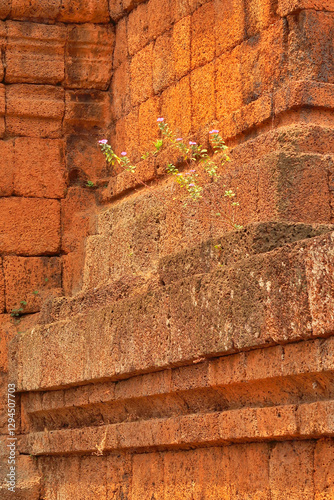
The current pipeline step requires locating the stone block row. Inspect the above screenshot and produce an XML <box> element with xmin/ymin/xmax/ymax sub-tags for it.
<box><xmin>0</xmin><ymin>0</ymin><xmax>110</xmax><ymax>23</ymax></box>
<box><xmin>9</xmin><ymin>228</ymin><xmax>334</xmax><ymax>391</ymax></box>
<box><xmin>0</xmin><ymin>84</ymin><xmax>110</xmax><ymax>138</ymax></box>
<box><xmin>0</xmin><ymin>21</ymin><xmax>114</xmax><ymax>89</ymax></box>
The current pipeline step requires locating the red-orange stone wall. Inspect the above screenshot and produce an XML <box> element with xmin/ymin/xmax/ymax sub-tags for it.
<box><xmin>0</xmin><ymin>0</ymin><xmax>334</xmax><ymax>498</ymax></box>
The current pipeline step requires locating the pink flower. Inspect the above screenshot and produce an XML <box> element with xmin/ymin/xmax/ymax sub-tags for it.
<box><xmin>121</xmin><ymin>152</ymin><xmax>127</xmax><ymax>156</ymax></box>
<box><xmin>176</xmin><ymin>173</ymin><xmax>182</xmax><ymax>176</ymax></box>
<box><xmin>98</xmin><ymin>139</ymin><xmax>108</xmax><ymax>144</ymax></box>
<box><xmin>176</xmin><ymin>138</ymin><xmax>183</xmax><ymax>141</ymax></box>
<box><xmin>157</xmin><ymin>117</ymin><xmax>164</xmax><ymax>122</ymax></box>
<box><xmin>189</xmin><ymin>183</ymin><xmax>195</xmax><ymax>187</ymax></box>
<box><xmin>209</xmin><ymin>129</ymin><xmax>219</xmax><ymax>134</ymax></box>
<box><xmin>189</xmin><ymin>169</ymin><xmax>196</xmax><ymax>173</ymax></box>
<box><xmin>189</xmin><ymin>141</ymin><xmax>197</xmax><ymax>145</ymax></box>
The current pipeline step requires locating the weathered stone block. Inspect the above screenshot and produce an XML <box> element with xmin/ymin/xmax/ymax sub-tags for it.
<box><xmin>64</xmin><ymin>90</ymin><xmax>111</xmax><ymax>134</ymax></box>
<box><xmin>13</xmin><ymin>138</ymin><xmax>66</xmax><ymax>198</ymax></box>
<box><xmin>130</xmin><ymin>43</ymin><xmax>153</xmax><ymax>105</ymax></box>
<box><xmin>191</xmin><ymin>2</ymin><xmax>215</xmax><ymax>69</ymax></box>
<box><xmin>0</xmin><ymin>198</ymin><xmax>60</xmax><ymax>255</ymax></box>
<box><xmin>6</xmin><ymin>85</ymin><xmax>64</xmax><ymax>138</ymax></box>
<box><xmin>65</xmin><ymin>24</ymin><xmax>114</xmax><ymax>90</ymax></box>
<box><xmin>4</xmin><ymin>257</ymin><xmax>62</xmax><ymax>313</ymax></box>
<box><xmin>0</xmin><ymin>140</ymin><xmax>14</xmax><ymax>197</ymax></box>
<box><xmin>6</xmin><ymin>21</ymin><xmax>66</xmax><ymax>84</ymax></box>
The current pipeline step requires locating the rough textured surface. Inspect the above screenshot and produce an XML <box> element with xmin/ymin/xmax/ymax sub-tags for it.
<box><xmin>0</xmin><ymin>1</ymin><xmax>334</xmax><ymax>498</ymax></box>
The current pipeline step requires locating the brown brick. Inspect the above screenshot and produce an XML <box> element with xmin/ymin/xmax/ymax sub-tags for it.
<box><xmin>0</xmin><ymin>22</ymin><xmax>5</xmax><ymax>81</ymax></box>
<box><xmin>127</xmin><ymin>2</ymin><xmax>149</xmax><ymax>56</ymax></box>
<box><xmin>130</xmin><ymin>43</ymin><xmax>153</xmax><ymax>106</ymax></box>
<box><xmin>270</xmin><ymin>441</ymin><xmax>315</xmax><ymax>499</ymax></box>
<box><xmin>106</xmin><ymin>454</ymin><xmax>131</xmax><ymax>499</ymax></box>
<box><xmin>111</xmin><ymin>61</ymin><xmax>131</xmax><ymax>120</ymax></box>
<box><xmin>191</xmin><ymin>2</ymin><xmax>215</xmax><ymax>69</ymax></box>
<box><xmin>113</xmin><ymin>16</ymin><xmax>128</xmax><ymax>69</ymax></box>
<box><xmin>13</xmin><ymin>138</ymin><xmax>66</xmax><ymax>199</ymax></box>
<box><xmin>65</xmin><ymin>24</ymin><xmax>114</xmax><ymax>90</ymax></box>
<box><xmin>6</xmin><ymin>21</ymin><xmax>66</xmax><ymax>84</ymax></box>
<box><xmin>139</xmin><ymin>96</ymin><xmax>160</xmax><ymax>151</ymax></box>
<box><xmin>148</xmin><ymin>0</ymin><xmax>172</xmax><ymax>40</ymax></box>
<box><xmin>0</xmin><ymin>198</ymin><xmax>60</xmax><ymax>255</ymax></box>
<box><xmin>191</xmin><ymin>61</ymin><xmax>215</xmax><ymax>130</ymax></box>
<box><xmin>172</xmin><ymin>16</ymin><xmax>191</xmax><ymax>80</ymax></box>
<box><xmin>214</xmin><ymin>0</ymin><xmax>245</xmax><ymax>56</ymax></box>
<box><xmin>6</xmin><ymin>84</ymin><xmax>64</xmax><ymax>138</ymax></box>
<box><xmin>4</xmin><ymin>256</ymin><xmax>62</xmax><ymax>314</ymax></box>
<box><xmin>161</xmin><ymin>75</ymin><xmax>191</xmax><ymax>138</ymax></box>
<box><xmin>58</xmin><ymin>0</ymin><xmax>110</xmax><ymax>23</ymax></box>
<box><xmin>64</xmin><ymin>90</ymin><xmax>111</xmax><ymax>134</ymax></box>
<box><xmin>0</xmin><ymin>140</ymin><xmax>14</xmax><ymax>197</ymax></box>
<box><xmin>153</xmin><ymin>30</ymin><xmax>174</xmax><ymax>93</ymax></box>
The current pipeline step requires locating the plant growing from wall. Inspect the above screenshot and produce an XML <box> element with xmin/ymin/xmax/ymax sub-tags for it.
<box><xmin>98</xmin><ymin>120</ymin><xmax>242</xmax><ymax>230</ymax></box>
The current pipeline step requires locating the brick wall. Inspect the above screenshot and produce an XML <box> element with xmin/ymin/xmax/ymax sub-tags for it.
<box><xmin>0</xmin><ymin>0</ymin><xmax>334</xmax><ymax>498</ymax></box>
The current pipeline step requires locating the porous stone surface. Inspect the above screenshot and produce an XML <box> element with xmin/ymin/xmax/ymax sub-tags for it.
<box><xmin>0</xmin><ymin>0</ymin><xmax>333</xmax><ymax>498</ymax></box>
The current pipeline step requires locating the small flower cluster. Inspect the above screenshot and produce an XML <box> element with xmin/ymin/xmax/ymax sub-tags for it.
<box><xmin>98</xmin><ymin>119</ymin><xmax>241</xmax><ymax>229</ymax></box>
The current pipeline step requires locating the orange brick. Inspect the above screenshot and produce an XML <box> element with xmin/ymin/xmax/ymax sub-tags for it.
<box><xmin>0</xmin><ymin>84</ymin><xmax>6</xmax><ymax>137</ymax></box>
<box><xmin>13</xmin><ymin>138</ymin><xmax>66</xmax><ymax>199</ymax></box>
<box><xmin>0</xmin><ymin>198</ymin><xmax>60</xmax><ymax>255</ymax></box>
<box><xmin>314</xmin><ymin>439</ymin><xmax>334</xmax><ymax>499</ymax></box>
<box><xmin>0</xmin><ymin>1</ymin><xmax>11</xmax><ymax>18</ymax></box>
<box><xmin>4</xmin><ymin>256</ymin><xmax>62</xmax><ymax>313</ymax></box>
<box><xmin>109</xmin><ymin>0</ymin><xmax>124</xmax><ymax>21</ymax></box>
<box><xmin>245</xmin><ymin>0</ymin><xmax>278</xmax><ymax>37</ymax></box>
<box><xmin>278</xmin><ymin>0</ymin><xmax>334</xmax><ymax>17</ymax></box>
<box><xmin>216</xmin><ymin>50</ymin><xmax>243</xmax><ymax>119</ymax></box>
<box><xmin>148</xmin><ymin>0</ymin><xmax>172</xmax><ymax>40</ymax></box>
<box><xmin>61</xmin><ymin>186</ymin><xmax>96</xmax><ymax>253</ymax></box>
<box><xmin>132</xmin><ymin>454</ymin><xmax>164</xmax><ymax>499</ymax></box>
<box><xmin>10</xmin><ymin>0</ymin><xmax>60</xmax><ymax>21</ymax></box>
<box><xmin>6</xmin><ymin>21</ymin><xmax>66</xmax><ymax>84</ymax></box>
<box><xmin>0</xmin><ymin>259</ymin><xmax>4</xmax><ymax>313</ymax></box>
<box><xmin>58</xmin><ymin>0</ymin><xmax>110</xmax><ymax>23</ymax></box>
<box><xmin>114</xmin><ymin>108</ymin><xmax>140</xmax><ymax>160</ymax></box>
<box><xmin>127</xmin><ymin>2</ymin><xmax>149</xmax><ymax>56</ymax></box>
<box><xmin>269</xmin><ymin>441</ymin><xmax>315</xmax><ymax>499</ymax></box>
<box><xmin>113</xmin><ymin>16</ymin><xmax>128</xmax><ymax>69</ymax></box>
<box><xmin>191</xmin><ymin>62</ymin><xmax>215</xmax><ymax>130</ymax></box>
<box><xmin>64</xmin><ymin>90</ymin><xmax>111</xmax><ymax>134</ymax></box>
<box><xmin>111</xmin><ymin>61</ymin><xmax>131</xmax><ymax>119</ymax></box>
<box><xmin>0</xmin><ymin>315</ymin><xmax>16</xmax><ymax>372</ymax></box>
<box><xmin>139</xmin><ymin>96</ymin><xmax>160</xmax><ymax>151</ymax></box>
<box><xmin>239</xmin><ymin>21</ymin><xmax>285</xmax><ymax>105</ymax></box>
<box><xmin>66</xmin><ymin>135</ymin><xmax>112</xmax><ymax>182</ymax></box>
<box><xmin>214</xmin><ymin>0</ymin><xmax>245</xmax><ymax>56</ymax></box>
<box><xmin>62</xmin><ymin>248</ymin><xmax>85</xmax><ymax>295</ymax></box>
<box><xmin>6</xmin><ymin>84</ymin><xmax>64</xmax><ymax>138</ymax></box>
<box><xmin>65</xmin><ymin>24</ymin><xmax>114</xmax><ymax>90</ymax></box>
<box><xmin>106</xmin><ymin>454</ymin><xmax>131</xmax><ymax>499</ymax></box>
<box><xmin>229</xmin><ymin>443</ymin><xmax>270</xmax><ymax>498</ymax></box>
<box><xmin>288</xmin><ymin>11</ymin><xmax>334</xmax><ymax>84</ymax></box>
<box><xmin>0</xmin><ymin>22</ymin><xmax>5</xmax><ymax>81</ymax></box>
<box><xmin>161</xmin><ymin>75</ymin><xmax>191</xmax><ymax>138</ymax></box>
<box><xmin>153</xmin><ymin>30</ymin><xmax>175</xmax><ymax>93</ymax></box>
<box><xmin>191</xmin><ymin>2</ymin><xmax>215</xmax><ymax>69</ymax></box>
<box><xmin>0</xmin><ymin>140</ymin><xmax>14</xmax><ymax>197</ymax></box>
<box><xmin>130</xmin><ymin>43</ymin><xmax>153</xmax><ymax>105</ymax></box>
<box><xmin>172</xmin><ymin>16</ymin><xmax>191</xmax><ymax>80</ymax></box>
